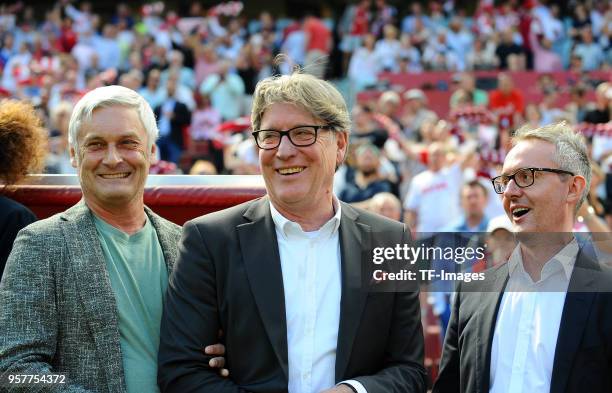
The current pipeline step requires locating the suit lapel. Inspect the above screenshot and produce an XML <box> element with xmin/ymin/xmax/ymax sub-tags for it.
<box><xmin>237</xmin><ymin>198</ymin><xmax>289</xmax><ymax>379</ymax></box>
<box><xmin>550</xmin><ymin>250</ymin><xmax>599</xmax><ymax>393</ymax></box>
<box><xmin>335</xmin><ymin>204</ymin><xmax>370</xmax><ymax>380</ymax></box>
<box><xmin>60</xmin><ymin>201</ymin><xmax>126</xmax><ymax>392</ymax></box>
<box><xmin>476</xmin><ymin>264</ymin><xmax>508</xmax><ymax>393</ymax></box>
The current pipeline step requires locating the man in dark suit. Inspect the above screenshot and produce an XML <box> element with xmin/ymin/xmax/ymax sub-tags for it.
<box><xmin>158</xmin><ymin>73</ymin><xmax>427</xmax><ymax>393</ymax></box>
<box><xmin>433</xmin><ymin>122</ymin><xmax>612</xmax><ymax>393</ymax></box>
<box><xmin>153</xmin><ymin>75</ymin><xmax>191</xmax><ymax>164</ymax></box>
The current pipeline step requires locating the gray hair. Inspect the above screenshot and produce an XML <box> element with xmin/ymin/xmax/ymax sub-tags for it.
<box><xmin>68</xmin><ymin>85</ymin><xmax>158</xmax><ymax>156</ymax></box>
<box><xmin>512</xmin><ymin>122</ymin><xmax>591</xmax><ymax>214</ymax></box>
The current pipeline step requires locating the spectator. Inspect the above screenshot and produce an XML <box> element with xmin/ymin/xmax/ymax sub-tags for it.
<box><xmin>154</xmin><ymin>77</ymin><xmax>191</xmax><ymax>164</ymax></box>
<box><xmin>217</xmin><ymin>18</ymin><xmax>246</xmax><ymax>63</ymax></box>
<box><xmin>524</xmin><ymin>103</ymin><xmax>543</xmax><ymax>128</ymax></box>
<box><xmin>2</xmin><ymin>41</ymin><xmax>32</xmax><ymax>92</ymax></box>
<box><xmin>0</xmin><ymin>33</ymin><xmax>15</xmax><ymax>65</ymax></box>
<box><xmin>401</xmin><ymin>3</ymin><xmax>431</xmax><ymax>35</ymax></box>
<box><xmin>569</xmin><ymin>3</ymin><xmax>591</xmax><ymax>42</ymax></box>
<box><xmin>166</xmin><ymin>70</ymin><xmax>195</xmax><ymax>111</ymax></box>
<box><xmin>409</xmin><ymin>16</ymin><xmax>431</xmax><ymax>54</ymax></box>
<box><xmin>450</xmin><ymin>72</ymin><xmax>489</xmax><ymax>109</ymax></box>
<box><xmin>161</xmin><ymin>50</ymin><xmax>196</xmax><ymax>91</ymax></box>
<box><xmin>118</xmin><ymin>69</ymin><xmax>144</xmax><ymax>91</ymax></box>
<box><xmin>348</xmin><ymin>33</ymin><xmax>379</xmax><ymax>91</ymax></box>
<box><xmin>397</xmin><ymin>32</ymin><xmax>422</xmax><ymax>73</ymax></box>
<box><xmin>574</xmin><ymin>161</ymin><xmax>610</xmax><ymax>236</ymax></box>
<box><xmin>584</xmin><ymin>81</ymin><xmax>611</xmax><ymax>124</ymax></box>
<box><xmin>371</xmin><ymin>0</ymin><xmax>396</xmax><ymax>38</ymax></box>
<box><xmin>403</xmin><ymin>142</ymin><xmax>464</xmax><ymax>235</ymax></box>
<box><xmin>573</xmin><ymin>26</ymin><xmax>606</xmax><ymax>71</ymax></box>
<box><xmin>338</xmin><ymin>0</ymin><xmax>370</xmax><ymax>74</ymax></box>
<box><xmin>495</xmin><ymin>28</ymin><xmax>526</xmax><ymax>70</ymax></box>
<box><xmin>401</xmin><ymin>89</ymin><xmax>438</xmax><ymax>139</ymax></box>
<box><xmin>448</xmin><ymin>180</ymin><xmax>491</xmax><ymax>232</ymax></box>
<box><xmin>303</xmin><ymin>13</ymin><xmax>332</xmax><ymax>79</ymax></box>
<box><xmin>70</xmin><ymin>27</ymin><xmax>94</xmax><ymax>72</ymax></box>
<box><xmin>64</xmin><ymin>1</ymin><xmax>94</xmax><ymax>35</ymax></box>
<box><xmin>194</xmin><ymin>43</ymin><xmax>221</xmax><ymax>88</ymax></box>
<box><xmin>532</xmin><ymin>3</ymin><xmax>564</xmax><ymax>45</ymax></box>
<box><xmin>189</xmin><ymin>159</ymin><xmax>218</xmax><ymax>175</ymax></box>
<box><xmin>377</xmin><ymin>90</ymin><xmax>402</xmax><ymax>128</ymax></box>
<box><xmin>350</xmin><ymin>104</ymin><xmax>389</xmax><ymax>148</ymax></box>
<box><xmin>538</xmin><ymin>88</ymin><xmax>566</xmax><ymax>125</ymax></box>
<box><xmin>138</xmin><ymin>68</ymin><xmax>165</xmax><ymax>109</ymax></box>
<box><xmin>369</xmin><ymin>191</ymin><xmax>402</xmax><ymax>221</ymax></box>
<box><xmin>279</xmin><ymin>19</ymin><xmax>306</xmax><ymax>74</ymax></box>
<box><xmin>111</xmin><ymin>3</ymin><xmax>135</xmax><ymax>29</ymax></box>
<box><xmin>199</xmin><ymin>60</ymin><xmax>245</xmax><ymax>121</ymax></box>
<box><xmin>423</xmin><ymin>30</ymin><xmax>460</xmax><ymax>71</ymax></box>
<box><xmin>446</xmin><ymin>17</ymin><xmax>473</xmax><ymax>71</ymax></box>
<box><xmin>565</xmin><ymin>84</ymin><xmax>589</xmax><ymax>124</ymax></box>
<box><xmin>489</xmin><ymin>73</ymin><xmax>525</xmax><ymax>127</ymax></box>
<box><xmin>485</xmin><ymin>214</ymin><xmax>516</xmax><ymax>267</ymax></box>
<box><xmin>529</xmin><ymin>20</ymin><xmax>563</xmax><ymax>72</ymax></box>
<box><xmin>429</xmin><ymin>180</ymin><xmax>491</xmax><ymax>339</ymax></box>
<box><xmin>0</xmin><ymin>99</ymin><xmax>46</xmax><ymax>277</ymax></box>
<box><xmin>339</xmin><ymin>143</ymin><xmax>394</xmax><ymax>203</ymax></box>
<box><xmin>92</xmin><ymin>24</ymin><xmax>121</xmax><ymax>71</ymax></box>
<box><xmin>46</xmin><ymin>101</ymin><xmax>75</xmax><ymax>174</ymax></box>
<box><xmin>467</xmin><ymin>37</ymin><xmax>499</xmax><ymax>70</ymax></box>
<box><xmin>373</xmin><ymin>24</ymin><xmax>401</xmax><ymax>72</ymax></box>
<box><xmin>189</xmin><ymin>93</ymin><xmax>224</xmax><ymax>173</ymax></box>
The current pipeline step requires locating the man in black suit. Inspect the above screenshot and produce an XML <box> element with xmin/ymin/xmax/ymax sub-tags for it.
<box><xmin>158</xmin><ymin>72</ymin><xmax>427</xmax><ymax>393</ymax></box>
<box><xmin>153</xmin><ymin>75</ymin><xmax>191</xmax><ymax>164</ymax></box>
<box><xmin>433</xmin><ymin>122</ymin><xmax>612</xmax><ymax>393</ymax></box>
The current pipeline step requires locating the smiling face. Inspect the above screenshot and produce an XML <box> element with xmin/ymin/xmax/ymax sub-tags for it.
<box><xmin>501</xmin><ymin>139</ymin><xmax>574</xmax><ymax>233</ymax></box>
<box><xmin>71</xmin><ymin>105</ymin><xmax>154</xmax><ymax>211</ymax></box>
<box><xmin>258</xmin><ymin>102</ymin><xmax>347</xmax><ymax>213</ymax></box>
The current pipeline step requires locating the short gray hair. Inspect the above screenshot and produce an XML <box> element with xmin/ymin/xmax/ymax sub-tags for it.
<box><xmin>511</xmin><ymin>122</ymin><xmax>591</xmax><ymax>213</ymax></box>
<box><xmin>68</xmin><ymin>85</ymin><xmax>158</xmax><ymax>155</ymax></box>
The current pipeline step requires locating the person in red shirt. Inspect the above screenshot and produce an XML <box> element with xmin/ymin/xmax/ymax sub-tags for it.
<box><xmin>303</xmin><ymin>14</ymin><xmax>332</xmax><ymax>79</ymax></box>
<box><xmin>489</xmin><ymin>73</ymin><xmax>525</xmax><ymax>129</ymax></box>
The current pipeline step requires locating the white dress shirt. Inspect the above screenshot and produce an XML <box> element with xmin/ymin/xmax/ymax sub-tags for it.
<box><xmin>489</xmin><ymin>239</ymin><xmax>579</xmax><ymax>393</ymax></box>
<box><xmin>270</xmin><ymin>200</ymin><xmax>366</xmax><ymax>393</ymax></box>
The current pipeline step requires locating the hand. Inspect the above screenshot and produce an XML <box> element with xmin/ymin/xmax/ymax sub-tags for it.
<box><xmin>204</xmin><ymin>343</ymin><xmax>229</xmax><ymax>377</ymax></box>
<box><xmin>319</xmin><ymin>384</ymin><xmax>354</xmax><ymax>393</ymax></box>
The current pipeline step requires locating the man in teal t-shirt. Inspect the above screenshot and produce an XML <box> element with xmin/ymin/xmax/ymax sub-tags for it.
<box><xmin>0</xmin><ymin>86</ymin><xmax>224</xmax><ymax>392</ymax></box>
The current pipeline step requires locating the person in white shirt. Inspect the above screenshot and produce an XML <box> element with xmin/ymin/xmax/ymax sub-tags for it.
<box><xmin>434</xmin><ymin>122</ymin><xmax>612</xmax><ymax>393</ymax></box>
<box><xmin>403</xmin><ymin>142</ymin><xmax>464</xmax><ymax>235</ymax></box>
<box><xmin>159</xmin><ymin>72</ymin><xmax>427</xmax><ymax>393</ymax></box>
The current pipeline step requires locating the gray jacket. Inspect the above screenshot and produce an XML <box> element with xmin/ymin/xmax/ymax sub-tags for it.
<box><xmin>0</xmin><ymin>200</ymin><xmax>181</xmax><ymax>392</ymax></box>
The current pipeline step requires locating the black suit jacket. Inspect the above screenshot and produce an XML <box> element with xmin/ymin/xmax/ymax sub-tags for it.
<box><xmin>154</xmin><ymin>100</ymin><xmax>191</xmax><ymax>148</ymax></box>
<box><xmin>158</xmin><ymin>197</ymin><xmax>427</xmax><ymax>393</ymax></box>
<box><xmin>433</xmin><ymin>246</ymin><xmax>612</xmax><ymax>393</ymax></box>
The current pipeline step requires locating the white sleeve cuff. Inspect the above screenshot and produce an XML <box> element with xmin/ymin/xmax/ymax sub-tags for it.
<box><xmin>339</xmin><ymin>379</ymin><xmax>368</xmax><ymax>393</ymax></box>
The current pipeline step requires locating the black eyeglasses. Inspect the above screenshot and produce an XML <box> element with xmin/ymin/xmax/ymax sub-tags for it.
<box><xmin>491</xmin><ymin>167</ymin><xmax>575</xmax><ymax>194</ymax></box>
<box><xmin>252</xmin><ymin>125</ymin><xmax>334</xmax><ymax>150</ymax></box>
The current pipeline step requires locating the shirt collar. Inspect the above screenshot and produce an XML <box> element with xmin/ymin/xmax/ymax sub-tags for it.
<box><xmin>269</xmin><ymin>197</ymin><xmax>342</xmax><ymax>241</ymax></box>
<box><xmin>507</xmin><ymin>238</ymin><xmax>579</xmax><ymax>283</ymax></box>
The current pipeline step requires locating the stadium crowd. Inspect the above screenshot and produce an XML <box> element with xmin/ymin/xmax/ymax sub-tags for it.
<box><xmin>0</xmin><ymin>0</ymin><xmax>610</xmax><ymax>219</ymax></box>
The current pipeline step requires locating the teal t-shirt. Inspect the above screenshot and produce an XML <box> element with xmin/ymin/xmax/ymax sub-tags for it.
<box><xmin>93</xmin><ymin>215</ymin><xmax>168</xmax><ymax>393</ymax></box>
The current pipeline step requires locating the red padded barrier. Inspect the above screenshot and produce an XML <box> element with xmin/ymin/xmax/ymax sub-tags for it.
<box><xmin>1</xmin><ymin>175</ymin><xmax>267</xmax><ymax>225</ymax></box>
